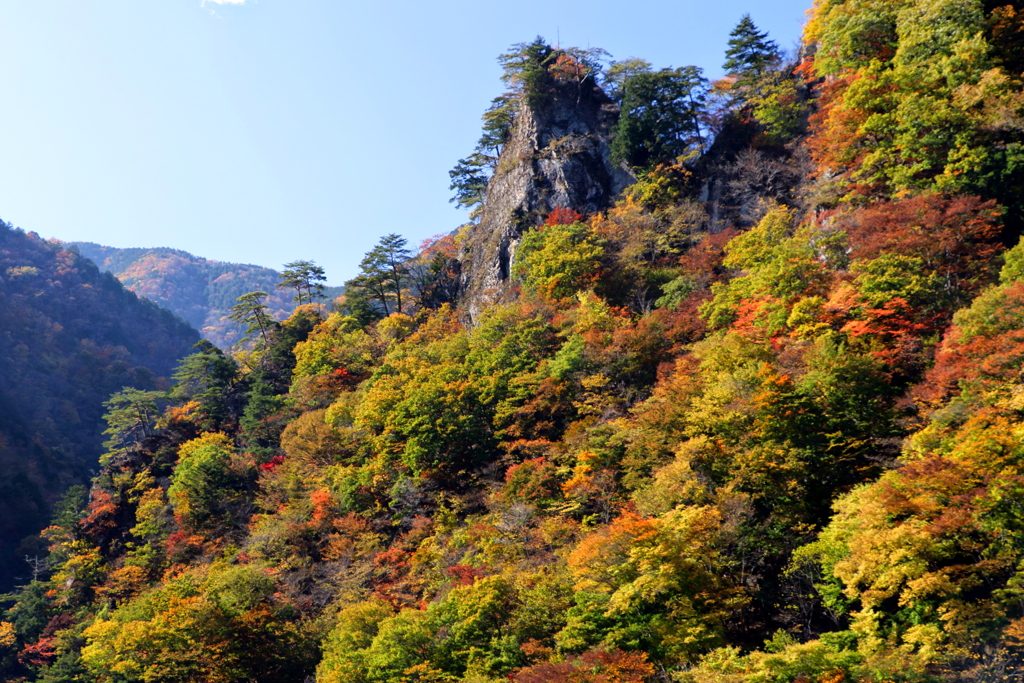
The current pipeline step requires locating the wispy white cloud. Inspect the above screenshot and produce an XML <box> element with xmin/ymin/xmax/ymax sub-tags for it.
<box><xmin>200</xmin><ymin>0</ymin><xmax>250</xmax><ymax>16</ymax></box>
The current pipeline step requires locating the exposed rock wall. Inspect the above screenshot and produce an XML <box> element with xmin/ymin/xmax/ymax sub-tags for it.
<box><xmin>458</xmin><ymin>78</ymin><xmax>633</xmax><ymax>321</ymax></box>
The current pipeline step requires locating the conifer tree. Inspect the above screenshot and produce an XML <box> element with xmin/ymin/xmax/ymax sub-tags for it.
<box><xmin>723</xmin><ymin>14</ymin><xmax>781</xmax><ymax>88</ymax></box>
<box><xmin>102</xmin><ymin>388</ymin><xmax>164</xmax><ymax>453</ymax></box>
<box><xmin>449</xmin><ymin>92</ymin><xmax>519</xmax><ymax>211</ymax></box>
<box><xmin>170</xmin><ymin>340</ymin><xmax>242</xmax><ymax>429</ymax></box>
<box><xmin>449</xmin><ymin>38</ymin><xmax>559</xmax><ymax>212</ymax></box>
<box><xmin>497</xmin><ymin>37</ymin><xmax>556</xmax><ymax>104</ymax></box>
<box><xmin>605</xmin><ymin>58</ymin><xmax>653</xmax><ymax>103</ymax></box>
<box><xmin>229</xmin><ymin>291</ymin><xmax>273</xmax><ymax>348</ymax></box>
<box><xmin>346</xmin><ymin>234</ymin><xmax>413</xmax><ymax>318</ymax></box>
<box><xmin>720</xmin><ymin>14</ymin><xmax>793</xmax><ymax>134</ymax></box>
<box><xmin>448</xmin><ymin>153</ymin><xmax>493</xmax><ymax>211</ymax></box>
<box><xmin>610</xmin><ymin>66</ymin><xmax>708</xmax><ymax>169</ymax></box>
<box><xmin>278</xmin><ymin>260</ymin><xmax>327</xmax><ymax>305</ymax></box>
<box><xmin>477</xmin><ymin>93</ymin><xmax>517</xmax><ymax>157</ymax></box>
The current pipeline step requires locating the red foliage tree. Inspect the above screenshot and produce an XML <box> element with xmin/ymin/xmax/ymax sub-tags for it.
<box><xmin>545</xmin><ymin>207</ymin><xmax>585</xmax><ymax>227</ymax></box>
<box><xmin>500</xmin><ymin>457</ymin><xmax>562</xmax><ymax>505</ymax></box>
<box><xmin>915</xmin><ymin>281</ymin><xmax>1024</xmax><ymax>407</ymax></box>
<box><xmin>842</xmin><ymin>194</ymin><xmax>1002</xmax><ymax>305</ymax></box>
<box><xmin>512</xmin><ymin>648</ymin><xmax>655</xmax><ymax>683</ymax></box>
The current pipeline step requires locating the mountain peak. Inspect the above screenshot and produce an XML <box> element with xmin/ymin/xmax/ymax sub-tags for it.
<box><xmin>458</xmin><ymin>74</ymin><xmax>633</xmax><ymax>321</ymax></box>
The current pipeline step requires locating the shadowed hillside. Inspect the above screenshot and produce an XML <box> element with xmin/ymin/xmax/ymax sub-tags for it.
<box><xmin>0</xmin><ymin>223</ymin><xmax>199</xmax><ymax>592</ymax></box>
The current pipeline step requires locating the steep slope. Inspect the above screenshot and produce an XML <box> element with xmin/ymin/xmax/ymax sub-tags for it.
<box><xmin>0</xmin><ymin>223</ymin><xmax>198</xmax><ymax>591</ymax></box>
<box><xmin>7</xmin><ymin>7</ymin><xmax>1024</xmax><ymax>682</ymax></box>
<box><xmin>72</xmin><ymin>243</ymin><xmax>343</xmax><ymax>349</ymax></box>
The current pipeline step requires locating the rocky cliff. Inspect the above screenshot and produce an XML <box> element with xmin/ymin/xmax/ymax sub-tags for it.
<box><xmin>458</xmin><ymin>77</ymin><xmax>633</xmax><ymax>321</ymax></box>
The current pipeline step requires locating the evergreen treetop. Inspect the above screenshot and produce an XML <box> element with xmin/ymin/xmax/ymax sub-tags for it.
<box><xmin>345</xmin><ymin>233</ymin><xmax>413</xmax><ymax>319</ymax></box>
<box><xmin>278</xmin><ymin>260</ymin><xmax>327</xmax><ymax>305</ymax></box>
<box><xmin>723</xmin><ymin>14</ymin><xmax>781</xmax><ymax>79</ymax></box>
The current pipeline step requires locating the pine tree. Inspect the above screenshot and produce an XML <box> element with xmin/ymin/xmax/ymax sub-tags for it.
<box><xmin>497</xmin><ymin>37</ymin><xmax>556</xmax><ymax>105</ymax></box>
<box><xmin>605</xmin><ymin>58</ymin><xmax>653</xmax><ymax>104</ymax></box>
<box><xmin>449</xmin><ymin>153</ymin><xmax>493</xmax><ymax>210</ymax></box>
<box><xmin>449</xmin><ymin>94</ymin><xmax>520</xmax><ymax>212</ymax></box>
<box><xmin>229</xmin><ymin>291</ymin><xmax>273</xmax><ymax>347</ymax></box>
<box><xmin>346</xmin><ymin>234</ymin><xmax>413</xmax><ymax>318</ymax></box>
<box><xmin>102</xmin><ymin>388</ymin><xmax>165</xmax><ymax>453</ymax></box>
<box><xmin>278</xmin><ymin>260</ymin><xmax>327</xmax><ymax>305</ymax></box>
<box><xmin>478</xmin><ymin>94</ymin><xmax>517</xmax><ymax>158</ymax></box>
<box><xmin>170</xmin><ymin>340</ymin><xmax>242</xmax><ymax>429</ymax></box>
<box><xmin>449</xmin><ymin>38</ymin><xmax>557</xmax><ymax>212</ymax></box>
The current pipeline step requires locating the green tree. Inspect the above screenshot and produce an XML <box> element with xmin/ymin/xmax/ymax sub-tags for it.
<box><xmin>355</xmin><ymin>305</ymin><xmax>555</xmax><ymax>480</ymax></box>
<box><xmin>720</xmin><ymin>14</ymin><xmax>790</xmax><ymax>127</ymax></box>
<box><xmin>238</xmin><ymin>384</ymin><xmax>287</xmax><ymax>459</ymax></box>
<box><xmin>449</xmin><ymin>92</ymin><xmax>520</xmax><ymax>211</ymax></box>
<box><xmin>513</xmin><ymin>221</ymin><xmax>607</xmax><ymax>301</ymax></box>
<box><xmin>45</xmin><ymin>485</ymin><xmax>88</xmax><ymax>569</ymax></box>
<box><xmin>604</xmin><ymin>58</ymin><xmax>653</xmax><ymax>103</ymax></box>
<box><xmin>346</xmin><ymin>234</ymin><xmax>413</xmax><ymax>317</ymax></box>
<box><xmin>170</xmin><ymin>340</ymin><xmax>242</xmax><ymax>430</ymax></box>
<box><xmin>228</xmin><ymin>290</ymin><xmax>273</xmax><ymax>347</ymax></box>
<box><xmin>167</xmin><ymin>434</ymin><xmax>246</xmax><ymax>530</ymax></box>
<box><xmin>610</xmin><ymin>66</ymin><xmax>708</xmax><ymax>169</ymax></box>
<box><xmin>277</xmin><ymin>259</ymin><xmax>327</xmax><ymax>305</ymax></box>
<box><xmin>723</xmin><ymin>14</ymin><xmax>781</xmax><ymax>84</ymax></box>
<box><xmin>317</xmin><ymin>600</ymin><xmax>395</xmax><ymax>683</ymax></box>
<box><xmin>102</xmin><ymin>388</ymin><xmax>164</xmax><ymax>454</ymax></box>
<box><xmin>449</xmin><ymin>152</ymin><xmax>493</xmax><ymax>211</ymax></box>
<box><xmin>449</xmin><ymin>39</ymin><xmax>610</xmax><ymax>211</ymax></box>
<box><xmin>478</xmin><ymin>93</ymin><xmax>517</xmax><ymax>157</ymax></box>
<box><xmin>238</xmin><ymin>306</ymin><xmax>322</xmax><ymax>456</ymax></box>
<box><xmin>449</xmin><ymin>38</ymin><xmax>559</xmax><ymax>213</ymax></box>
<box><xmin>497</xmin><ymin>37</ymin><xmax>556</xmax><ymax>105</ymax></box>
<box><xmin>805</xmin><ymin>0</ymin><xmax>1024</xmax><ymax>217</ymax></box>
<box><xmin>81</xmin><ymin>565</ymin><xmax>314</xmax><ymax>683</ymax></box>
<box><xmin>699</xmin><ymin>203</ymin><xmax>834</xmax><ymax>335</ymax></box>
<box><xmin>564</xmin><ymin>507</ymin><xmax>738</xmax><ymax>664</ymax></box>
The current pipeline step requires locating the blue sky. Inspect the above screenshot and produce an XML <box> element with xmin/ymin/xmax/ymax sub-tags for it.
<box><xmin>0</xmin><ymin>0</ymin><xmax>810</xmax><ymax>285</ymax></box>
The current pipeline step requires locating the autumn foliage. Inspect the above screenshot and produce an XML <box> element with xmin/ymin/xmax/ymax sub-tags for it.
<box><xmin>6</xmin><ymin>6</ymin><xmax>1024</xmax><ymax>683</ymax></box>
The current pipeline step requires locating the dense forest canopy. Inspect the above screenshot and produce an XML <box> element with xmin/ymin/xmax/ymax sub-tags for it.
<box><xmin>4</xmin><ymin>1</ymin><xmax>1024</xmax><ymax>681</ymax></box>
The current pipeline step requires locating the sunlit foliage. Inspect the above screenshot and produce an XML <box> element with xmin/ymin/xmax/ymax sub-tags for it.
<box><xmin>7</xmin><ymin>7</ymin><xmax>1024</xmax><ymax>682</ymax></box>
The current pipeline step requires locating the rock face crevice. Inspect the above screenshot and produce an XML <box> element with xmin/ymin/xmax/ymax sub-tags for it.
<box><xmin>458</xmin><ymin>78</ymin><xmax>634</xmax><ymax>321</ymax></box>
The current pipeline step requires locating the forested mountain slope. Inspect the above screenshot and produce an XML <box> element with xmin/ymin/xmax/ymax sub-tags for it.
<box><xmin>71</xmin><ymin>243</ymin><xmax>343</xmax><ymax>349</ymax></box>
<box><xmin>0</xmin><ymin>224</ymin><xmax>199</xmax><ymax>593</ymax></box>
<box><xmin>4</xmin><ymin>1</ymin><xmax>1024</xmax><ymax>681</ymax></box>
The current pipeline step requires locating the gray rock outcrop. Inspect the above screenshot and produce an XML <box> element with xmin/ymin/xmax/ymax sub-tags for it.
<box><xmin>458</xmin><ymin>78</ymin><xmax>634</xmax><ymax>321</ymax></box>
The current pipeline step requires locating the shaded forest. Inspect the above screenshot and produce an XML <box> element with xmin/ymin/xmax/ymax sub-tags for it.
<box><xmin>0</xmin><ymin>225</ymin><xmax>199</xmax><ymax>593</ymax></box>
<box><xmin>4</xmin><ymin>0</ymin><xmax>1024</xmax><ymax>681</ymax></box>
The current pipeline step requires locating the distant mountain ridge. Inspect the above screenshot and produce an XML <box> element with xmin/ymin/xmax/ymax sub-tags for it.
<box><xmin>71</xmin><ymin>242</ymin><xmax>343</xmax><ymax>349</ymax></box>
